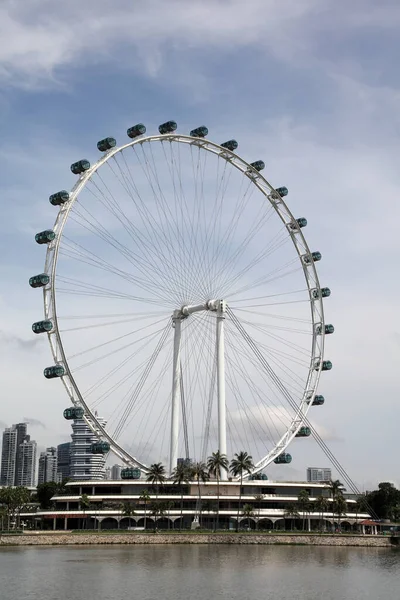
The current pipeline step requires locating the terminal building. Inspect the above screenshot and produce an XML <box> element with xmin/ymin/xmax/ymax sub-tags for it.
<box><xmin>22</xmin><ymin>477</ymin><xmax>370</xmax><ymax>532</ymax></box>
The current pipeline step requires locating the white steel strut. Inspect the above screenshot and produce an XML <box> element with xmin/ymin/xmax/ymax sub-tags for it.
<box><xmin>169</xmin><ymin>300</ymin><xmax>227</xmax><ymax>475</ymax></box>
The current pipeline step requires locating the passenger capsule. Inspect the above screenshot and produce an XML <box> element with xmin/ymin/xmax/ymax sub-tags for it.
<box><xmin>220</xmin><ymin>140</ymin><xmax>238</xmax><ymax>151</ymax></box>
<box><xmin>35</xmin><ymin>230</ymin><xmax>56</xmax><ymax>245</ymax></box>
<box><xmin>316</xmin><ymin>324</ymin><xmax>334</xmax><ymax>335</ymax></box>
<box><xmin>63</xmin><ymin>407</ymin><xmax>84</xmax><ymax>420</ymax></box>
<box><xmin>249</xmin><ymin>160</ymin><xmax>265</xmax><ymax>172</ymax></box>
<box><xmin>91</xmin><ymin>441</ymin><xmax>110</xmax><ymax>454</ymax></box>
<box><xmin>312</xmin><ymin>395</ymin><xmax>325</xmax><ymax>406</ymax></box>
<box><xmin>314</xmin><ymin>360</ymin><xmax>333</xmax><ymax>371</ymax></box>
<box><xmin>303</xmin><ymin>251</ymin><xmax>322</xmax><ymax>264</ymax></box>
<box><xmin>44</xmin><ymin>365</ymin><xmax>65</xmax><ymax>379</ymax></box>
<box><xmin>127</xmin><ymin>123</ymin><xmax>146</xmax><ymax>139</ymax></box>
<box><xmin>276</xmin><ymin>187</ymin><xmax>288</xmax><ymax>197</ymax></box>
<box><xmin>190</xmin><ymin>126</ymin><xmax>208</xmax><ymax>138</ymax></box>
<box><xmin>312</xmin><ymin>287</ymin><xmax>331</xmax><ymax>299</ymax></box>
<box><xmin>121</xmin><ymin>467</ymin><xmax>141</xmax><ymax>480</ymax></box>
<box><xmin>289</xmin><ymin>217</ymin><xmax>307</xmax><ymax>231</ymax></box>
<box><xmin>158</xmin><ymin>121</ymin><xmax>177</xmax><ymax>135</ymax></box>
<box><xmin>32</xmin><ymin>320</ymin><xmax>53</xmax><ymax>334</ymax></box>
<box><xmin>97</xmin><ymin>137</ymin><xmax>116</xmax><ymax>152</ymax></box>
<box><xmin>49</xmin><ymin>190</ymin><xmax>69</xmax><ymax>206</ymax></box>
<box><xmin>274</xmin><ymin>453</ymin><xmax>292</xmax><ymax>464</ymax></box>
<box><xmin>295</xmin><ymin>426</ymin><xmax>311</xmax><ymax>437</ymax></box>
<box><xmin>29</xmin><ymin>273</ymin><xmax>50</xmax><ymax>288</ymax></box>
<box><xmin>70</xmin><ymin>159</ymin><xmax>90</xmax><ymax>175</ymax></box>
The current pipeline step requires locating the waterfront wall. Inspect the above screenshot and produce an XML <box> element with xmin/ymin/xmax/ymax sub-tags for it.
<box><xmin>0</xmin><ymin>533</ymin><xmax>393</xmax><ymax>547</ymax></box>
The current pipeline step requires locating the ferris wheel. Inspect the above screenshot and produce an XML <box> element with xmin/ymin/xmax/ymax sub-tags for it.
<box><xmin>30</xmin><ymin>121</ymin><xmax>333</xmax><ymax>479</ymax></box>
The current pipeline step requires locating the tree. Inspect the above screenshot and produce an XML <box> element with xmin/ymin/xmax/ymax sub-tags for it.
<box><xmin>166</xmin><ymin>501</ymin><xmax>175</xmax><ymax>530</ymax></box>
<box><xmin>172</xmin><ymin>463</ymin><xmax>191</xmax><ymax>531</ymax></box>
<box><xmin>333</xmin><ymin>495</ymin><xmax>347</xmax><ymax>531</ymax></box>
<box><xmin>191</xmin><ymin>461</ymin><xmax>209</xmax><ymax>528</ymax></box>
<box><xmin>150</xmin><ymin>501</ymin><xmax>165</xmax><ymax>531</ymax></box>
<box><xmin>297</xmin><ymin>490</ymin><xmax>311</xmax><ymax>531</ymax></box>
<box><xmin>207</xmin><ymin>450</ymin><xmax>229</xmax><ymax>531</ymax></box>
<box><xmin>366</xmin><ymin>482</ymin><xmax>400</xmax><ymax>521</ymax></box>
<box><xmin>122</xmin><ymin>502</ymin><xmax>135</xmax><ymax>529</ymax></box>
<box><xmin>314</xmin><ymin>495</ymin><xmax>329</xmax><ymax>532</ymax></box>
<box><xmin>230</xmin><ymin>451</ymin><xmax>254</xmax><ymax>532</ymax></box>
<box><xmin>329</xmin><ymin>479</ymin><xmax>344</xmax><ymax>499</ymax></box>
<box><xmin>0</xmin><ymin>486</ymin><xmax>31</xmax><ymax>530</ymax></box>
<box><xmin>354</xmin><ymin>495</ymin><xmax>368</xmax><ymax>531</ymax></box>
<box><xmin>241</xmin><ymin>504</ymin><xmax>254</xmax><ymax>530</ymax></box>
<box><xmin>36</xmin><ymin>481</ymin><xmax>59</xmax><ymax>509</ymax></box>
<box><xmin>146</xmin><ymin>463</ymin><xmax>166</xmax><ymax>498</ymax></box>
<box><xmin>253</xmin><ymin>494</ymin><xmax>265</xmax><ymax>530</ymax></box>
<box><xmin>284</xmin><ymin>506</ymin><xmax>300</xmax><ymax>531</ymax></box>
<box><xmin>139</xmin><ymin>489</ymin><xmax>150</xmax><ymax>530</ymax></box>
<box><xmin>80</xmin><ymin>494</ymin><xmax>90</xmax><ymax>530</ymax></box>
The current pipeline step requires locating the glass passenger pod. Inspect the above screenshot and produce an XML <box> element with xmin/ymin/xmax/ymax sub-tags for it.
<box><xmin>303</xmin><ymin>251</ymin><xmax>322</xmax><ymax>265</ymax></box>
<box><xmin>127</xmin><ymin>123</ymin><xmax>146</xmax><ymax>139</ymax></box>
<box><xmin>70</xmin><ymin>159</ymin><xmax>90</xmax><ymax>175</ymax></box>
<box><xmin>250</xmin><ymin>473</ymin><xmax>268</xmax><ymax>480</ymax></box>
<box><xmin>35</xmin><ymin>230</ymin><xmax>55</xmax><ymax>245</ymax></box>
<box><xmin>32</xmin><ymin>320</ymin><xmax>53</xmax><ymax>334</ymax></box>
<box><xmin>63</xmin><ymin>406</ymin><xmax>84</xmax><ymax>420</ymax></box>
<box><xmin>29</xmin><ymin>273</ymin><xmax>50</xmax><ymax>288</ymax></box>
<box><xmin>312</xmin><ymin>395</ymin><xmax>325</xmax><ymax>406</ymax></box>
<box><xmin>312</xmin><ymin>287</ymin><xmax>331</xmax><ymax>299</ymax></box>
<box><xmin>314</xmin><ymin>360</ymin><xmax>333</xmax><ymax>371</ymax></box>
<box><xmin>158</xmin><ymin>121</ymin><xmax>177</xmax><ymax>135</ymax></box>
<box><xmin>43</xmin><ymin>365</ymin><xmax>65</xmax><ymax>379</ymax></box>
<box><xmin>249</xmin><ymin>160</ymin><xmax>265</xmax><ymax>172</ymax></box>
<box><xmin>190</xmin><ymin>126</ymin><xmax>208</xmax><ymax>138</ymax></box>
<box><xmin>121</xmin><ymin>467</ymin><xmax>141</xmax><ymax>480</ymax></box>
<box><xmin>295</xmin><ymin>426</ymin><xmax>311</xmax><ymax>437</ymax></box>
<box><xmin>270</xmin><ymin>186</ymin><xmax>288</xmax><ymax>201</ymax></box>
<box><xmin>316</xmin><ymin>323</ymin><xmax>334</xmax><ymax>335</ymax></box>
<box><xmin>91</xmin><ymin>441</ymin><xmax>110</xmax><ymax>454</ymax></box>
<box><xmin>274</xmin><ymin>453</ymin><xmax>292</xmax><ymax>464</ymax></box>
<box><xmin>289</xmin><ymin>217</ymin><xmax>307</xmax><ymax>231</ymax></box>
<box><xmin>220</xmin><ymin>140</ymin><xmax>238</xmax><ymax>151</ymax></box>
<box><xmin>49</xmin><ymin>190</ymin><xmax>69</xmax><ymax>206</ymax></box>
<box><xmin>97</xmin><ymin>137</ymin><xmax>116</xmax><ymax>152</ymax></box>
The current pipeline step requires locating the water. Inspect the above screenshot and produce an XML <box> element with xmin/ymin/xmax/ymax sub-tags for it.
<box><xmin>0</xmin><ymin>545</ymin><xmax>399</xmax><ymax>600</ymax></box>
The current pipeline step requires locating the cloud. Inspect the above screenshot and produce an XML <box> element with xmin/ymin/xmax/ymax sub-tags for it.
<box><xmin>23</xmin><ymin>417</ymin><xmax>47</xmax><ymax>429</ymax></box>
<box><xmin>0</xmin><ymin>330</ymin><xmax>43</xmax><ymax>351</ymax></box>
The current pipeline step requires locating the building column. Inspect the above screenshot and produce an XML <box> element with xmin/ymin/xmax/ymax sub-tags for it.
<box><xmin>53</xmin><ymin>517</ymin><xmax>56</xmax><ymax>530</ymax></box>
<box><xmin>308</xmin><ymin>518</ymin><xmax>311</xmax><ymax>532</ymax></box>
<box><xmin>64</xmin><ymin>517</ymin><xmax>68</xmax><ymax>531</ymax></box>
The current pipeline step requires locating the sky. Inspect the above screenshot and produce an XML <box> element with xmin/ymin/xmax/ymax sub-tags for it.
<box><xmin>0</xmin><ymin>0</ymin><xmax>399</xmax><ymax>490</ymax></box>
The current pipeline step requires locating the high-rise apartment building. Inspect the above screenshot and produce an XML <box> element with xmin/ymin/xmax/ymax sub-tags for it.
<box><xmin>69</xmin><ymin>418</ymin><xmax>107</xmax><ymax>480</ymax></box>
<box><xmin>15</xmin><ymin>437</ymin><xmax>37</xmax><ymax>486</ymax></box>
<box><xmin>1</xmin><ymin>423</ymin><xmax>36</xmax><ymax>486</ymax></box>
<box><xmin>38</xmin><ymin>447</ymin><xmax>58</xmax><ymax>484</ymax></box>
<box><xmin>0</xmin><ymin>426</ymin><xmax>18</xmax><ymax>486</ymax></box>
<box><xmin>57</xmin><ymin>442</ymin><xmax>71</xmax><ymax>481</ymax></box>
<box><xmin>307</xmin><ymin>467</ymin><xmax>332</xmax><ymax>482</ymax></box>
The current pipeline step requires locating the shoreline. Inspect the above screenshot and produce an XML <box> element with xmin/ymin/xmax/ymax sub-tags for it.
<box><xmin>0</xmin><ymin>533</ymin><xmax>394</xmax><ymax>547</ymax></box>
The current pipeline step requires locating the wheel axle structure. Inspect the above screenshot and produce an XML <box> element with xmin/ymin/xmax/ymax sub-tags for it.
<box><xmin>30</xmin><ymin>121</ymin><xmax>333</xmax><ymax>478</ymax></box>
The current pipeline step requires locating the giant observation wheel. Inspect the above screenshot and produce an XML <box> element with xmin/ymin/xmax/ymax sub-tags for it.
<box><xmin>30</xmin><ymin>121</ymin><xmax>333</xmax><ymax>479</ymax></box>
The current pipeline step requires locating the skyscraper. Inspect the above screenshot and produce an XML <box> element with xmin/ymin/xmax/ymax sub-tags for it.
<box><xmin>15</xmin><ymin>437</ymin><xmax>37</xmax><ymax>486</ymax></box>
<box><xmin>1</xmin><ymin>423</ymin><xmax>37</xmax><ymax>486</ymax></box>
<box><xmin>69</xmin><ymin>417</ymin><xmax>107</xmax><ymax>480</ymax></box>
<box><xmin>307</xmin><ymin>467</ymin><xmax>332</xmax><ymax>482</ymax></box>
<box><xmin>38</xmin><ymin>447</ymin><xmax>58</xmax><ymax>484</ymax></box>
<box><xmin>0</xmin><ymin>426</ymin><xmax>18</xmax><ymax>486</ymax></box>
<box><xmin>57</xmin><ymin>442</ymin><xmax>71</xmax><ymax>481</ymax></box>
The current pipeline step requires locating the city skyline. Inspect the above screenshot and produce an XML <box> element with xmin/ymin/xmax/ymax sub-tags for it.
<box><xmin>0</xmin><ymin>1</ymin><xmax>399</xmax><ymax>489</ymax></box>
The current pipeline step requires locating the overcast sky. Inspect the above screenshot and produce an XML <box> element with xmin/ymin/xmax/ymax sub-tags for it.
<box><xmin>0</xmin><ymin>0</ymin><xmax>399</xmax><ymax>490</ymax></box>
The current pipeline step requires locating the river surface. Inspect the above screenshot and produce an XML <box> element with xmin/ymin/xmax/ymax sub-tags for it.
<box><xmin>0</xmin><ymin>545</ymin><xmax>399</xmax><ymax>600</ymax></box>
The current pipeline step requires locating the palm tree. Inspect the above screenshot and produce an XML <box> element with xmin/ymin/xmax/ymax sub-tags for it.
<box><xmin>333</xmin><ymin>495</ymin><xmax>347</xmax><ymax>531</ymax></box>
<box><xmin>139</xmin><ymin>489</ymin><xmax>150</xmax><ymax>531</ymax></box>
<box><xmin>297</xmin><ymin>490</ymin><xmax>311</xmax><ymax>531</ymax></box>
<box><xmin>230</xmin><ymin>451</ymin><xmax>254</xmax><ymax>532</ymax></box>
<box><xmin>242</xmin><ymin>504</ymin><xmax>254</xmax><ymax>531</ymax></box>
<box><xmin>284</xmin><ymin>506</ymin><xmax>300</xmax><ymax>531</ymax></box>
<box><xmin>172</xmin><ymin>463</ymin><xmax>191</xmax><ymax>530</ymax></box>
<box><xmin>207</xmin><ymin>450</ymin><xmax>229</xmax><ymax>531</ymax></box>
<box><xmin>354</xmin><ymin>495</ymin><xmax>367</xmax><ymax>532</ymax></box>
<box><xmin>150</xmin><ymin>502</ymin><xmax>165</xmax><ymax>531</ymax></box>
<box><xmin>329</xmin><ymin>479</ymin><xmax>343</xmax><ymax>499</ymax></box>
<box><xmin>314</xmin><ymin>495</ymin><xmax>329</xmax><ymax>532</ymax></box>
<box><xmin>253</xmin><ymin>494</ymin><xmax>264</xmax><ymax>530</ymax></box>
<box><xmin>191</xmin><ymin>461</ymin><xmax>209</xmax><ymax>528</ymax></box>
<box><xmin>166</xmin><ymin>501</ymin><xmax>175</xmax><ymax>530</ymax></box>
<box><xmin>80</xmin><ymin>494</ymin><xmax>90</xmax><ymax>530</ymax></box>
<box><xmin>146</xmin><ymin>463</ymin><xmax>166</xmax><ymax>498</ymax></box>
<box><xmin>122</xmin><ymin>502</ymin><xmax>135</xmax><ymax>529</ymax></box>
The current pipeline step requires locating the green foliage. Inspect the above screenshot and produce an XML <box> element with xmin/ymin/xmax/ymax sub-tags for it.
<box><xmin>207</xmin><ymin>451</ymin><xmax>229</xmax><ymax>531</ymax></box>
<box><xmin>146</xmin><ymin>463</ymin><xmax>166</xmax><ymax>494</ymax></box>
<box><xmin>36</xmin><ymin>481</ymin><xmax>59</xmax><ymax>509</ymax></box>
<box><xmin>230</xmin><ymin>451</ymin><xmax>254</xmax><ymax>532</ymax></box>
<box><xmin>0</xmin><ymin>486</ymin><xmax>31</xmax><ymax>529</ymax></box>
<box><xmin>366</xmin><ymin>482</ymin><xmax>400</xmax><ymax>521</ymax></box>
